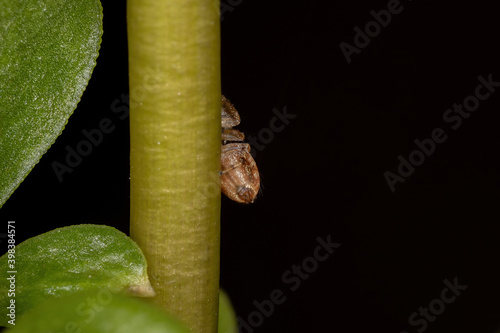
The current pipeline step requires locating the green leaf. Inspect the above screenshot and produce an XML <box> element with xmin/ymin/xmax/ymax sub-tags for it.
<box><xmin>0</xmin><ymin>224</ymin><xmax>155</xmax><ymax>327</ymax></box>
<box><xmin>7</xmin><ymin>291</ymin><xmax>190</xmax><ymax>333</ymax></box>
<box><xmin>0</xmin><ymin>0</ymin><xmax>103</xmax><ymax>207</ymax></box>
<box><xmin>218</xmin><ymin>290</ymin><xmax>238</xmax><ymax>333</ymax></box>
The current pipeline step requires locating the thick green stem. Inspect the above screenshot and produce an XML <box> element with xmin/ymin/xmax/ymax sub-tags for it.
<box><xmin>127</xmin><ymin>1</ymin><xmax>221</xmax><ymax>332</ymax></box>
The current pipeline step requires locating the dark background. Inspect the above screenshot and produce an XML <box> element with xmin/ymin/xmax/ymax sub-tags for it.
<box><xmin>1</xmin><ymin>1</ymin><xmax>500</xmax><ymax>332</ymax></box>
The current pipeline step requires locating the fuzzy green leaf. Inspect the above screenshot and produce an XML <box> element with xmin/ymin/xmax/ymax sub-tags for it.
<box><xmin>7</xmin><ymin>291</ymin><xmax>190</xmax><ymax>333</ymax></box>
<box><xmin>218</xmin><ymin>290</ymin><xmax>238</xmax><ymax>333</ymax></box>
<box><xmin>0</xmin><ymin>224</ymin><xmax>155</xmax><ymax>327</ymax></box>
<box><xmin>0</xmin><ymin>0</ymin><xmax>103</xmax><ymax>207</ymax></box>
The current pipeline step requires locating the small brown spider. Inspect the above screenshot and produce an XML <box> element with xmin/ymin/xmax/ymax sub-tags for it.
<box><xmin>221</xmin><ymin>95</ymin><xmax>260</xmax><ymax>203</ymax></box>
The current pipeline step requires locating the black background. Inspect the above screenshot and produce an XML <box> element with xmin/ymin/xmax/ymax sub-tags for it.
<box><xmin>1</xmin><ymin>1</ymin><xmax>500</xmax><ymax>332</ymax></box>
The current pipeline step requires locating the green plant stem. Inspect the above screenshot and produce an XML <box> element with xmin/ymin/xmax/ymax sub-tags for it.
<box><xmin>127</xmin><ymin>1</ymin><xmax>221</xmax><ymax>332</ymax></box>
